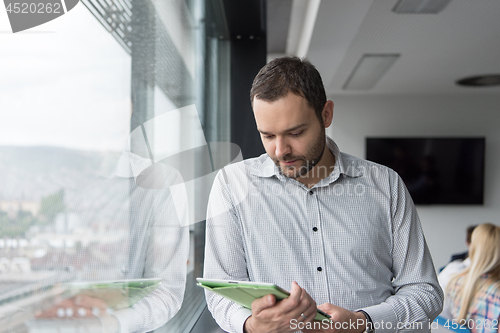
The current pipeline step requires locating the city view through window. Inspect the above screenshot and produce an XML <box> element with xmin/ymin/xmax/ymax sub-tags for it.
<box><xmin>0</xmin><ymin>0</ymin><xmax>230</xmax><ymax>331</ymax></box>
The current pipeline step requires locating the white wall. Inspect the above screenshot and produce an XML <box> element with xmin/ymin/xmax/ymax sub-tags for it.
<box><xmin>326</xmin><ymin>94</ymin><xmax>500</xmax><ymax>270</ymax></box>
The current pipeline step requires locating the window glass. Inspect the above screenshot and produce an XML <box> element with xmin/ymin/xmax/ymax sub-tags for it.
<box><xmin>0</xmin><ymin>0</ymin><xmax>230</xmax><ymax>331</ymax></box>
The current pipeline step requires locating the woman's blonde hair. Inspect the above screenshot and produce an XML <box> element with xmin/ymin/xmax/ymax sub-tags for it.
<box><xmin>448</xmin><ymin>223</ymin><xmax>500</xmax><ymax>320</ymax></box>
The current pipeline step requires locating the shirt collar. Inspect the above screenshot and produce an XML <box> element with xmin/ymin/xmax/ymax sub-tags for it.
<box><xmin>326</xmin><ymin>137</ymin><xmax>363</xmax><ymax>182</ymax></box>
<box><xmin>251</xmin><ymin>154</ymin><xmax>279</xmax><ymax>178</ymax></box>
<box><xmin>108</xmin><ymin>151</ymin><xmax>152</xmax><ymax>179</ymax></box>
<box><xmin>251</xmin><ymin>136</ymin><xmax>363</xmax><ymax>181</ymax></box>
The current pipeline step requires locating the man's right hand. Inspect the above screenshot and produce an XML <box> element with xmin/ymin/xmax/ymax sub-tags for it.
<box><xmin>243</xmin><ymin>281</ymin><xmax>318</xmax><ymax>333</ymax></box>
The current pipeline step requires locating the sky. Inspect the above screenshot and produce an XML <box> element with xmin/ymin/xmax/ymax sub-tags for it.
<box><xmin>0</xmin><ymin>2</ymin><xmax>132</xmax><ymax>152</ymax></box>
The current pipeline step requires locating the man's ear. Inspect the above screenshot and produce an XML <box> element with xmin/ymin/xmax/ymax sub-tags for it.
<box><xmin>322</xmin><ymin>100</ymin><xmax>334</xmax><ymax>127</ymax></box>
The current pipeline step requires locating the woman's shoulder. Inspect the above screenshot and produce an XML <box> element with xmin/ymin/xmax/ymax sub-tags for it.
<box><xmin>472</xmin><ymin>278</ymin><xmax>500</xmax><ymax>311</ymax></box>
<box><xmin>482</xmin><ymin>279</ymin><xmax>500</xmax><ymax>296</ymax></box>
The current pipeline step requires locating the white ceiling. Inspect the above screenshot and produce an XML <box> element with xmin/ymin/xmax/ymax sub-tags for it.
<box><xmin>268</xmin><ymin>0</ymin><xmax>500</xmax><ymax>95</ymax></box>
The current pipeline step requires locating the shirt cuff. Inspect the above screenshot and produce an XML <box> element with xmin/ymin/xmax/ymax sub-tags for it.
<box><xmin>113</xmin><ymin>307</ymin><xmax>135</xmax><ymax>333</ymax></box>
<box><xmin>98</xmin><ymin>313</ymin><xmax>121</xmax><ymax>333</ymax></box>
<box><xmin>360</xmin><ymin>303</ymin><xmax>398</xmax><ymax>333</ymax></box>
<box><xmin>230</xmin><ymin>307</ymin><xmax>252</xmax><ymax>333</ymax></box>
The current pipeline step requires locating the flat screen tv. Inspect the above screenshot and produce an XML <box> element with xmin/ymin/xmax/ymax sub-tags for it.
<box><xmin>366</xmin><ymin>137</ymin><xmax>485</xmax><ymax>205</ymax></box>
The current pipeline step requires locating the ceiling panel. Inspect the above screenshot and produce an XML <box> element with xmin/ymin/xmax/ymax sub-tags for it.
<box><xmin>305</xmin><ymin>0</ymin><xmax>500</xmax><ymax>95</ymax></box>
<box><xmin>267</xmin><ymin>0</ymin><xmax>293</xmax><ymax>53</ymax></box>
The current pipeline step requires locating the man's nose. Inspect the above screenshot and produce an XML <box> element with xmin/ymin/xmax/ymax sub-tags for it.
<box><xmin>275</xmin><ymin>137</ymin><xmax>291</xmax><ymax>158</ymax></box>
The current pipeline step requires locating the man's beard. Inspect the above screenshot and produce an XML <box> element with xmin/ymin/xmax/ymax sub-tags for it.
<box><xmin>272</xmin><ymin>132</ymin><xmax>326</xmax><ymax>179</ymax></box>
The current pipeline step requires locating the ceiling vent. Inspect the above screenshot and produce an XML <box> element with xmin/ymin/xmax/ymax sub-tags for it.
<box><xmin>343</xmin><ymin>54</ymin><xmax>400</xmax><ymax>90</ymax></box>
<box><xmin>393</xmin><ymin>0</ymin><xmax>451</xmax><ymax>14</ymax></box>
<box><xmin>456</xmin><ymin>74</ymin><xmax>500</xmax><ymax>87</ymax></box>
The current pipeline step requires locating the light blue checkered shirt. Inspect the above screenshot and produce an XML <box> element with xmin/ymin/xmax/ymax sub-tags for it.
<box><xmin>204</xmin><ymin>137</ymin><xmax>443</xmax><ymax>333</ymax></box>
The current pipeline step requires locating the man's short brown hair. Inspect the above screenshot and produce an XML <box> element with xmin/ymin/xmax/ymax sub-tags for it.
<box><xmin>466</xmin><ymin>225</ymin><xmax>477</xmax><ymax>244</ymax></box>
<box><xmin>250</xmin><ymin>57</ymin><xmax>327</xmax><ymax>125</ymax></box>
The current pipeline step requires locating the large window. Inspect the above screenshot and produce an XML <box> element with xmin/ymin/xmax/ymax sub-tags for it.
<box><xmin>0</xmin><ymin>0</ymin><xmax>230</xmax><ymax>331</ymax></box>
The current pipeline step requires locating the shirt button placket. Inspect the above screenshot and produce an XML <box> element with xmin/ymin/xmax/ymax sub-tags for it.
<box><xmin>307</xmin><ymin>189</ymin><xmax>328</xmax><ymax>302</ymax></box>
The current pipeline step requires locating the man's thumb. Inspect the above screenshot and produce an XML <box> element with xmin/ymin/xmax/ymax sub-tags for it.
<box><xmin>251</xmin><ymin>294</ymin><xmax>276</xmax><ymax>314</ymax></box>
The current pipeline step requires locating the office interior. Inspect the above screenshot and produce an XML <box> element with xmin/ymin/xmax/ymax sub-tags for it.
<box><xmin>0</xmin><ymin>0</ymin><xmax>499</xmax><ymax>332</ymax></box>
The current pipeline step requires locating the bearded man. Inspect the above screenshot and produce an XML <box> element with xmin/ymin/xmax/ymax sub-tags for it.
<box><xmin>203</xmin><ymin>57</ymin><xmax>443</xmax><ymax>333</ymax></box>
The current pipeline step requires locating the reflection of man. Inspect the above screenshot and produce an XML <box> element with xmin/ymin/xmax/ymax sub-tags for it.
<box><xmin>204</xmin><ymin>57</ymin><xmax>443</xmax><ymax>333</ymax></box>
<box><xmin>35</xmin><ymin>152</ymin><xmax>189</xmax><ymax>333</ymax></box>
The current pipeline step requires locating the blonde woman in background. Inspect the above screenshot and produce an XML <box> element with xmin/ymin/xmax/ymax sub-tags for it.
<box><xmin>444</xmin><ymin>223</ymin><xmax>500</xmax><ymax>333</ymax></box>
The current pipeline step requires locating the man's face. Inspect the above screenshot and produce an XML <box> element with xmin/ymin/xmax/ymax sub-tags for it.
<box><xmin>253</xmin><ymin>93</ymin><xmax>326</xmax><ymax>179</ymax></box>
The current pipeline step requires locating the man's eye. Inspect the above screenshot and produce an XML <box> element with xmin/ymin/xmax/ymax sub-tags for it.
<box><xmin>290</xmin><ymin>132</ymin><xmax>302</xmax><ymax>137</ymax></box>
<box><xmin>263</xmin><ymin>135</ymin><xmax>274</xmax><ymax>139</ymax></box>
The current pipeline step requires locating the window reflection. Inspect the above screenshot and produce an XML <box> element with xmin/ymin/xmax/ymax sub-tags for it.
<box><xmin>0</xmin><ymin>0</ymin><xmax>230</xmax><ymax>330</ymax></box>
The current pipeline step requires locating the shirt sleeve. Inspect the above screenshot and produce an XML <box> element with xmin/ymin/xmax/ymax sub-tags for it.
<box><xmin>114</xmin><ymin>172</ymin><xmax>190</xmax><ymax>333</ymax></box>
<box><xmin>203</xmin><ymin>169</ymin><xmax>252</xmax><ymax>333</ymax></box>
<box><xmin>114</xmin><ymin>224</ymin><xmax>189</xmax><ymax>333</ymax></box>
<box><xmin>361</xmin><ymin>173</ymin><xmax>443</xmax><ymax>333</ymax></box>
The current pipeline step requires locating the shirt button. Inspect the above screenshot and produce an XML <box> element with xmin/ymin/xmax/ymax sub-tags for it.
<box><xmin>313</xmin><ymin>227</ymin><xmax>318</xmax><ymax>232</ymax></box>
<box><xmin>317</xmin><ymin>267</ymin><xmax>322</xmax><ymax>272</ymax></box>
<box><xmin>308</xmin><ymin>191</ymin><xmax>313</xmax><ymax>195</ymax></box>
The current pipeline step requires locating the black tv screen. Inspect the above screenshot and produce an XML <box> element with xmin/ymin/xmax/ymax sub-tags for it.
<box><xmin>366</xmin><ymin>138</ymin><xmax>485</xmax><ymax>205</ymax></box>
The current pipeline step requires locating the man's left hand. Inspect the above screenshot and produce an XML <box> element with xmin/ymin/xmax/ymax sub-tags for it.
<box><xmin>302</xmin><ymin>303</ymin><xmax>366</xmax><ymax>333</ymax></box>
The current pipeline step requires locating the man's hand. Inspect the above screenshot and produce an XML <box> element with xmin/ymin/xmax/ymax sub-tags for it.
<box><xmin>35</xmin><ymin>295</ymin><xmax>120</xmax><ymax>333</ymax></box>
<box><xmin>244</xmin><ymin>281</ymin><xmax>318</xmax><ymax>333</ymax></box>
<box><xmin>36</xmin><ymin>295</ymin><xmax>109</xmax><ymax>318</ymax></box>
<box><xmin>302</xmin><ymin>303</ymin><xmax>367</xmax><ymax>333</ymax></box>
